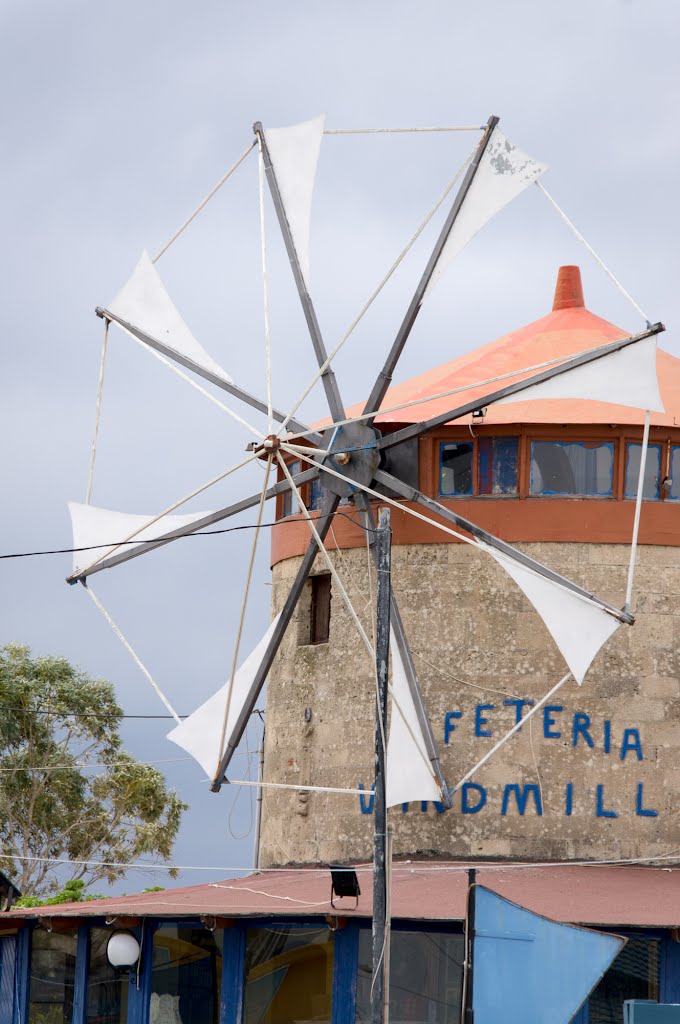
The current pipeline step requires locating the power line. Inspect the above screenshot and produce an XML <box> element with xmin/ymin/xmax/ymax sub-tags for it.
<box><xmin>0</xmin><ymin>510</ymin><xmax>374</xmax><ymax>562</ymax></box>
<box><xmin>0</xmin><ymin>705</ymin><xmax>265</xmax><ymax>721</ymax></box>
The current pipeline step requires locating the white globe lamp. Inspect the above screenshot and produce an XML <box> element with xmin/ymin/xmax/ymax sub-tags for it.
<box><xmin>106</xmin><ymin>930</ymin><xmax>141</xmax><ymax>972</ymax></box>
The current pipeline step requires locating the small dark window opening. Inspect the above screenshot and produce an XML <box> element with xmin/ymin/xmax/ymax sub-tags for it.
<box><xmin>310</xmin><ymin>574</ymin><xmax>331</xmax><ymax>645</ymax></box>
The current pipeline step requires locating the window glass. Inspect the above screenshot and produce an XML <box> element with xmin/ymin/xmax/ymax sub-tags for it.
<box><xmin>587</xmin><ymin>936</ymin><xmax>660</xmax><ymax>1024</ymax></box>
<box><xmin>356</xmin><ymin>929</ymin><xmax>463</xmax><ymax>1024</ymax></box>
<box><xmin>282</xmin><ymin>462</ymin><xmax>301</xmax><ymax>518</ymax></box>
<box><xmin>244</xmin><ymin>925</ymin><xmax>333</xmax><ymax>1024</ymax></box>
<box><xmin>625</xmin><ymin>444</ymin><xmax>661</xmax><ymax>500</ymax></box>
<box><xmin>151</xmin><ymin>926</ymin><xmax>223</xmax><ymax>1024</ymax></box>
<box><xmin>28</xmin><ymin>929</ymin><xmax>77</xmax><ymax>1024</ymax></box>
<box><xmin>309</xmin><ymin>477</ymin><xmax>326</xmax><ymax>511</ymax></box>
<box><xmin>530</xmin><ymin>441</ymin><xmax>614</xmax><ymax>496</ymax></box>
<box><xmin>478</xmin><ymin>437</ymin><xmax>519</xmax><ymax>495</ymax></box>
<box><xmin>671</xmin><ymin>446</ymin><xmax>680</xmax><ymax>500</ymax></box>
<box><xmin>86</xmin><ymin>928</ymin><xmax>129</xmax><ymax>1024</ymax></box>
<box><xmin>440</xmin><ymin>443</ymin><xmax>473</xmax><ymax>496</ymax></box>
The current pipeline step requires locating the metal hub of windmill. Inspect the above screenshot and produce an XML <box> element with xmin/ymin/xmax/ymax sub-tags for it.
<box><xmin>68</xmin><ymin>113</ymin><xmax>664</xmax><ymax>814</ymax></box>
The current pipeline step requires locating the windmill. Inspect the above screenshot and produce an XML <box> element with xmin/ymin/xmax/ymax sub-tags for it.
<box><xmin>67</xmin><ymin>113</ymin><xmax>664</xmax><ymax>833</ymax></box>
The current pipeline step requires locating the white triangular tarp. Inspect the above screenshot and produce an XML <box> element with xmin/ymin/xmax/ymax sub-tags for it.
<box><xmin>167</xmin><ymin>614</ymin><xmax>281</xmax><ymax>779</ymax></box>
<box><xmin>264</xmin><ymin>114</ymin><xmax>325</xmax><ymax>290</ymax></box>
<box><xmin>478</xmin><ymin>541</ymin><xmax>619</xmax><ymax>684</ymax></box>
<box><xmin>69</xmin><ymin>502</ymin><xmax>212</xmax><ymax>575</ymax></box>
<box><xmin>386</xmin><ymin>630</ymin><xmax>442</xmax><ymax>807</ymax></box>
<box><xmin>497</xmin><ymin>334</ymin><xmax>664</xmax><ymax>413</ymax></box>
<box><xmin>106</xmin><ymin>251</ymin><xmax>232</xmax><ymax>383</ymax></box>
<box><xmin>425</xmin><ymin>129</ymin><xmax>547</xmax><ymax>298</ymax></box>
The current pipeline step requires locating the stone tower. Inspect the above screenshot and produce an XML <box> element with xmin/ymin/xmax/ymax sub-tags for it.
<box><xmin>259</xmin><ymin>266</ymin><xmax>680</xmax><ymax>868</ymax></box>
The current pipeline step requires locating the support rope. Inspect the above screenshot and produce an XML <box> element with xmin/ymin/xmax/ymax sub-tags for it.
<box><xmin>224</xmin><ymin>779</ymin><xmax>367</xmax><ymax>796</ymax></box>
<box><xmin>85</xmin><ymin>319</ymin><xmax>109</xmax><ymax>505</ymax></box>
<box><xmin>324</xmin><ymin>126</ymin><xmax>485</xmax><ymax>134</ymax></box>
<box><xmin>153</xmin><ymin>142</ymin><xmax>256</xmax><ymax>263</ymax></box>
<box><xmin>277</xmin><ymin>143</ymin><xmax>477</xmax><ymax>436</ymax></box>
<box><xmin>258</xmin><ymin>140</ymin><xmax>274</xmax><ymax>433</ymax></box>
<box><xmin>625</xmin><ymin>410</ymin><xmax>651</xmax><ymax>608</ymax></box>
<box><xmin>536</xmin><ymin>181</ymin><xmax>650</xmax><ymax>324</ymax></box>
<box><xmin>84</xmin><ymin>584</ymin><xmax>181</xmax><ymax>723</ymax></box>
<box><xmin>216</xmin><ymin>457</ymin><xmax>273</xmax><ymax>775</ymax></box>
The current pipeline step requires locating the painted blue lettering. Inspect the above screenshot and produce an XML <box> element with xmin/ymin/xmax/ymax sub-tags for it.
<box><xmin>543</xmin><ymin>705</ymin><xmax>563</xmax><ymax>739</ymax></box>
<box><xmin>604</xmin><ymin>719</ymin><xmax>612</xmax><ymax>754</ymax></box>
<box><xmin>501</xmin><ymin>784</ymin><xmax>543</xmax><ymax>817</ymax></box>
<box><xmin>401</xmin><ymin>803</ymin><xmax>409</xmax><ymax>814</ymax></box>
<box><xmin>596</xmin><ymin>784</ymin><xmax>617</xmax><ymax>818</ymax></box>
<box><xmin>572</xmin><ymin>713</ymin><xmax>594</xmax><ymax>748</ymax></box>
<box><xmin>503</xmin><ymin>698</ymin><xmax>534</xmax><ymax>729</ymax></box>
<box><xmin>620</xmin><ymin>728</ymin><xmax>643</xmax><ymax>762</ymax></box>
<box><xmin>475</xmin><ymin>704</ymin><xmax>494</xmax><ymax>738</ymax></box>
<box><xmin>359</xmin><ymin>784</ymin><xmax>374</xmax><ymax>815</ymax></box>
<box><xmin>635</xmin><ymin>783</ymin><xmax>658</xmax><ymax>817</ymax></box>
<box><xmin>444</xmin><ymin>711</ymin><xmax>463</xmax><ymax>745</ymax></box>
<box><xmin>565</xmin><ymin>782</ymin><xmax>573</xmax><ymax>816</ymax></box>
<box><xmin>461</xmin><ymin>783</ymin><xmax>487</xmax><ymax>814</ymax></box>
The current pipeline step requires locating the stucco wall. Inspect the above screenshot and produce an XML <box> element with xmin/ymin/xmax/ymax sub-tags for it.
<box><xmin>259</xmin><ymin>540</ymin><xmax>680</xmax><ymax>867</ymax></box>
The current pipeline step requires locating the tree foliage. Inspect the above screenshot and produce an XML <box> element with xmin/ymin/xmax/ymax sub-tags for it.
<box><xmin>0</xmin><ymin>644</ymin><xmax>186</xmax><ymax>896</ymax></box>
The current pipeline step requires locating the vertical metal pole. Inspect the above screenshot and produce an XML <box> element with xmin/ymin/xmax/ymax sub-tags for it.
<box><xmin>372</xmin><ymin>506</ymin><xmax>391</xmax><ymax>1024</ymax></box>
<box><xmin>464</xmin><ymin>868</ymin><xmax>477</xmax><ymax>1024</ymax></box>
<box><xmin>253</xmin><ymin>723</ymin><xmax>265</xmax><ymax>870</ymax></box>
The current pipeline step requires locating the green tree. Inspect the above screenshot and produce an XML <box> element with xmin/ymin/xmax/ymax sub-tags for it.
<box><xmin>0</xmin><ymin>644</ymin><xmax>186</xmax><ymax>896</ymax></box>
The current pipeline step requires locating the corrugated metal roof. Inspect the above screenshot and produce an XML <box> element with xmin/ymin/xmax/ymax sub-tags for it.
<box><xmin>4</xmin><ymin>863</ymin><xmax>680</xmax><ymax>929</ymax></box>
<box><xmin>333</xmin><ymin>267</ymin><xmax>678</xmax><ymax>429</ymax></box>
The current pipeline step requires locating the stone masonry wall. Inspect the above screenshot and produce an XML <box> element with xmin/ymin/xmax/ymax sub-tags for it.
<box><xmin>259</xmin><ymin>542</ymin><xmax>680</xmax><ymax>867</ymax></box>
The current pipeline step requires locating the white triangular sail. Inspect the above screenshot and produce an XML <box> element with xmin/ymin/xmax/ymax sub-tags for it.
<box><xmin>264</xmin><ymin>115</ymin><xmax>325</xmax><ymax>290</ymax></box>
<box><xmin>106</xmin><ymin>251</ymin><xmax>232</xmax><ymax>383</ymax></box>
<box><xmin>167</xmin><ymin>614</ymin><xmax>281</xmax><ymax>779</ymax></box>
<box><xmin>69</xmin><ymin>502</ymin><xmax>212</xmax><ymax>575</ymax></box>
<box><xmin>497</xmin><ymin>334</ymin><xmax>664</xmax><ymax>412</ymax></box>
<box><xmin>386</xmin><ymin>631</ymin><xmax>442</xmax><ymax>807</ymax></box>
<box><xmin>478</xmin><ymin>541</ymin><xmax>619</xmax><ymax>684</ymax></box>
<box><xmin>425</xmin><ymin>129</ymin><xmax>547</xmax><ymax>298</ymax></box>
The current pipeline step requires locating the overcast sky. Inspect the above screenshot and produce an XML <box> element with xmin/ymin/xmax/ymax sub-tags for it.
<box><xmin>1</xmin><ymin>0</ymin><xmax>678</xmax><ymax>893</ymax></box>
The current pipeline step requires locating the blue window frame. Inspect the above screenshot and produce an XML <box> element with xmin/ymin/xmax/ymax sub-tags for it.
<box><xmin>668</xmin><ymin>447</ymin><xmax>680</xmax><ymax>501</ymax></box>
<box><xmin>625</xmin><ymin>443</ymin><xmax>661</xmax><ymax>501</ymax></box>
<box><xmin>440</xmin><ymin>443</ymin><xmax>473</xmax><ymax>496</ymax></box>
<box><xmin>282</xmin><ymin>461</ymin><xmax>301</xmax><ymax>518</ymax></box>
<box><xmin>478</xmin><ymin>437</ymin><xmax>519</xmax><ymax>495</ymax></box>
<box><xmin>530</xmin><ymin>441</ymin><xmax>614</xmax><ymax>497</ymax></box>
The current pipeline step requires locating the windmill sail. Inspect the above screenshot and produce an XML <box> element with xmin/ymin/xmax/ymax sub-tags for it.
<box><xmin>478</xmin><ymin>540</ymin><xmax>619</xmax><ymax>684</ymax></box>
<box><xmin>386</xmin><ymin>630</ymin><xmax>442</xmax><ymax>807</ymax></box>
<box><xmin>473</xmin><ymin>887</ymin><xmax>625</xmax><ymax>1024</ymax></box>
<box><xmin>425</xmin><ymin>129</ymin><xmax>547</xmax><ymax>298</ymax></box>
<box><xmin>167</xmin><ymin>614</ymin><xmax>282</xmax><ymax>780</ymax></box>
<box><xmin>264</xmin><ymin>115</ymin><xmax>325</xmax><ymax>291</ymax></box>
<box><xmin>69</xmin><ymin>502</ymin><xmax>213</xmax><ymax>577</ymax></box>
<box><xmin>105</xmin><ymin>251</ymin><xmax>233</xmax><ymax>384</ymax></box>
<box><xmin>496</xmin><ymin>334</ymin><xmax>664</xmax><ymax>412</ymax></box>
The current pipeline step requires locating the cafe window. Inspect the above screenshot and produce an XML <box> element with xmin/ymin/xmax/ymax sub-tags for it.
<box><xmin>151</xmin><ymin>925</ymin><xmax>223</xmax><ymax>1024</ymax></box>
<box><xmin>356</xmin><ymin>928</ymin><xmax>464</xmax><ymax>1024</ymax></box>
<box><xmin>530</xmin><ymin>440</ymin><xmax>614</xmax><ymax>497</ymax></box>
<box><xmin>244</xmin><ymin>925</ymin><xmax>334</xmax><ymax>1024</ymax></box>
<box><xmin>668</xmin><ymin>446</ymin><xmax>680</xmax><ymax>500</ymax></box>
<box><xmin>28</xmin><ymin>929</ymin><xmax>77</xmax><ymax>1024</ymax></box>
<box><xmin>440</xmin><ymin>443</ymin><xmax>473</xmax><ymax>496</ymax></box>
<box><xmin>87</xmin><ymin>928</ymin><xmax>129</xmax><ymax>1024</ymax></box>
<box><xmin>478</xmin><ymin>436</ymin><xmax>519</xmax><ymax>495</ymax></box>
<box><xmin>587</xmin><ymin>936</ymin><xmax>660</xmax><ymax>1024</ymax></box>
<box><xmin>282</xmin><ymin>462</ymin><xmax>301</xmax><ymax>518</ymax></box>
<box><xmin>624</xmin><ymin>443</ymin><xmax>661</xmax><ymax>501</ymax></box>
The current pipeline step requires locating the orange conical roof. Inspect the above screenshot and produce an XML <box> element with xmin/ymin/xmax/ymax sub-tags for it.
<box><xmin>353</xmin><ymin>267</ymin><xmax>678</xmax><ymax>428</ymax></box>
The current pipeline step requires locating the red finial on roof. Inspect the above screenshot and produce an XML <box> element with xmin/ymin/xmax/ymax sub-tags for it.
<box><xmin>552</xmin><ymin>266</ymin><xmax>585</xmax><ymax>311</ymax></box>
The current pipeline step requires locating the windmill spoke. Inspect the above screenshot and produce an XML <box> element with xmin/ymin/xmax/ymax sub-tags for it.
<box><xmin>211</xmin><ymin>490</ymin><xmax>341</xmax><ymax>789</ymax></box>
<box><xmin>254</xmin><ymin>122</ymin><xmax>346</xmax><ymax>425</ymax></box>
<box><xmin>362</xmin><ymin>115</ymin><xmax>499</xmax><ymax>422</ymax></box>
<box><xmin>98</xmin><ymin>309</ymin><xmax>319</xmax><ymax>440</ymax></box>
<box><xmin>66</xmin><ymin>465</ymin><xmax>319</xmax><ymax>583</ymax></box>
<box><xmin>376</xmin><ymin>322</ymin><xmax>665</xmax><ymax>454</ymax></box>
<box><xmin>354</xmin><ymin>494</ymin><xmax>452</xmax><ymax>808</ymax></box>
